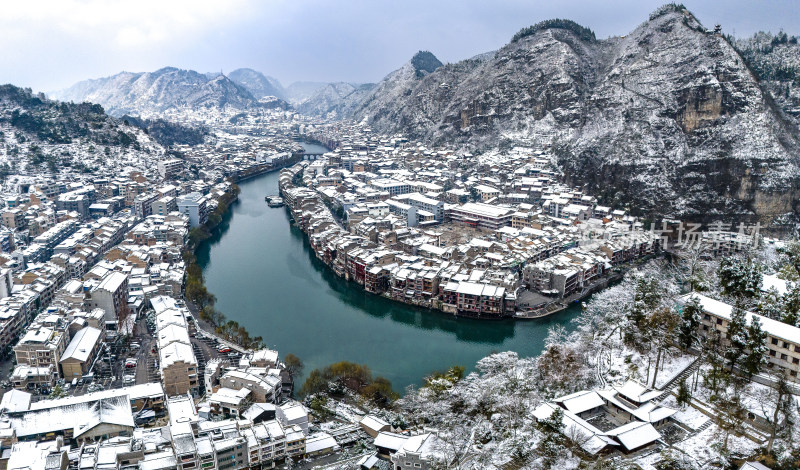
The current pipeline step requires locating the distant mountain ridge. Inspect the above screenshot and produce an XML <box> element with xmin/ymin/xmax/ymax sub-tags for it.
<box><xmin>53</xmin><ymin>67</ymin><xmax>370</xmax><ymax>117</ymax></box>
<box><xmin>227</xmin><ymin>68</ymin><xmax>286</xmax><ymax>100</ymax></box>
<box><xmin>50</xmin><ymin>67</ymin><xmax>264</xmax><ymax>117</ymax></box>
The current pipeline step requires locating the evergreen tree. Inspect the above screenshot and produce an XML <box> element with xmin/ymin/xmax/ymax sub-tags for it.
<box><xmin>756</xmin><ymin>287</ymin><xmax>784</xmax><ymax>320</ymax></box>
<box><xmin>703</xmin><ymin>330</ymin><xmax>730</xmax><ymax>399</ymax></box>
<box><xmin>718</xmin><ymin>257</ymin><xmax>762</xmax><ymax>300</ymax></box>
<box><xmin>724</xmin><ymin>304</ymin><xmax>748</xmax><ymax>371</ymax></box>
<box><xmin>535</xmin><ymin>407</ymin><xmax>565</xmax><ymax>469</ymax></box>
<box><xmin>781</xmin><ymin>283</ymin><xmax>800</xmax><ymax>326</ymax></box>
<box><xmin>678</xmin><ymin>297</ymin><xmax>702</xmax><ymax>349</ymax></box>
<box><xmin>676</xmin><ymin>379</ymin><xmax>692</xmax><ymax>408</ymax></box>
<box><xmin>743</xmin><ymin>316</ymin><xmax>768</xmax><ymax>378</ymax></box>
<box><xmin>625</xmin><ymin>277</ymin><xmax>662</xmax><ymax>340</ymax></box>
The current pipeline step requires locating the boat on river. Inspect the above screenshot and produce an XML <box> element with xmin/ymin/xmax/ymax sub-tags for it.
<box><xmin>265</xmin><ymin>195</ymin><xmax>284</xmax><ymax>207</ymax></box>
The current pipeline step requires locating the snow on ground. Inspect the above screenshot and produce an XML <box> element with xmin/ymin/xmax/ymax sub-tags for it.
<box><xmin>648</xmin><ymin>351</ymin><xmax>696</xmax><ymax>389</ymax></box>
<box><xmin>667</xmin><ymin>401</ymin><xmax>710</xmax><ymax>430</ymax></box>
<box><xmin>333</xmin><ymin>401</ymin><xmax>366</xmax><ymax>424</ymax></box>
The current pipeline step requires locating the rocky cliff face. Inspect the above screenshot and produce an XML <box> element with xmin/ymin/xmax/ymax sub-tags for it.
<box><xmin>347</xmin><ymin>7</ymin><xmax>800</xmax><ymax>227</ymax></box>
<box><xmin>51</xmin><ymin>67</ymin><xmax>260</xmax><ymax>117</ymax></box>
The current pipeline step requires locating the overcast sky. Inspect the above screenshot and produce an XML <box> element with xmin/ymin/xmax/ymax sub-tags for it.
<box><xmin>2</xmin><ymin>0</ymin><xmax>798</xmax><ymax>93</ymax></box>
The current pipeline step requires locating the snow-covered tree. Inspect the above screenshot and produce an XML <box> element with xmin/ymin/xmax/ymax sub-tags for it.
<box><xmin>743</xmin><ymin>316</ymin><xmax>768</xmax><ymax>378</ymax></box>
<box><xmin>757</xmin><ymin>371</ymin><xmax>797</xmax><ymax>453</ymax></box>
<box><xmin>703</xmin><ymin>330</ymin><xmax>730</xmax><ymax>398</ymax></box>
<box><xmin>678</xmin><ymin>296</ymin><xmax>702</xmax><ymax>349</ymax></box>
<box><xmin>676</xmin><ymin>379</ymin><xmax>692</xmax><ymax>409</ymax></box>
<box><xmin>646</xmin><ymin>307</ymin><xmax>679</xmax><ymax>388</ymax></box>
<box><xmin>536</xmin><ymin>327</ymin><xmax>596</xmax><ymax>398</ymax></box>
<box><xmin>724</xmin><ymin>304</ymin><xmax>748</xmax><ymax>372</ymax></box>
<box><xmin>781</xmin><ymin>282</ymin><xmax>800</xmax><ymax>326</ymax></box>
<box><xmin>718</xmin><ymin>257</ymin><xmax>762</xmax><ymax>300</ymax></box>
<box><xmin>756</xmin><ymin>286</ymin><xmax>784</xmax><ymax>320</ymax></box>
<box><xmin>655</xmin><ymin>448</ymin><xmax>698</xmax><ymax>470</ymax></box>
<box><xmin>533</xmin><ymin>407</ymin><xmax>565</xmax><ymax>469</ymax></box>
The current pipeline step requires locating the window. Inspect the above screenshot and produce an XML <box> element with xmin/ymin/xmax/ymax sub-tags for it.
<box><xmin>772</xmin><ymin>338</ymin><xmax>779</xmax><ymax>345</ymax></box>
<box><xmin>781</xmin><ymin>354</ymin><xmax>788</xmax><ymax>361</ymax></box>
<box><xmin>793</xmin><ymin>358</ymin><xmax>799</xmax><ymax>365</ymax></box>
<box><xmin>770</xmin><ymin>350</ymin><xmax>777</xmax><ymax>357</ymax></box>
<box><xmin>784</xmin><ymin>342</ymin><xmax>790</xmax><ymax>349</ymax></box>
<box><xmin>791</xmin><ymin>371</ymin><xmax>798</xmax><ymax>377</ymax></box>
<box><xmin>716</xmin><ymin>319</ymin><xmax>723</xmax><ymax>325</ymax></box>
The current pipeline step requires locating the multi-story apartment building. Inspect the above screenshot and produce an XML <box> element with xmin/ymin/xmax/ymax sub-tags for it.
<box><xmin>153</xmin><ymin>196</ymin><xmax>177</xmax><ymax>217</ymax></box>
<box><xmin>133</xmin><ymin>191</ymin><xmax>161</xmax><ymax>220</ymax></box>
<box><xmin>683</xmin><ymin>293</ymin><xmax>800</xmax><ymax>381</ymax></box>
<box><xmin>395</xmin><ymin>193</ymin><xmax>445</xmax><ymax>221</ymax></box>
<box><xmin>177</xmin><ymin>192</ymin><xmax>209</xmax><ymax>228</ymax></box>
<box><xmin>219</xmin><ymin>370</ymin><xmax>282</xmax><ymax>404</ymax></box>
<box><xmin>370</xmin><ymin>178</ymin><xmax>410</xmax><ymax>196</ymax></box>
<box><xmin>447</xmin><ymin>202</ymin><xmax>514</xmax><ymax>230</ymax></box>
<box><xmin>59</xmin><ymin>326</ymin><xmax>102</xmax><ymax>379</ymax></box>
<box><xmin>13</xmin><ymin>324</ymin><xmax>68</xmax><ymax>372</ymax></box>
<box><xmin>153</xmin><ymin>296</ymin><xmax>200</xmax><ymax>396</ymax></box>
<box><xmin>158</xmin><ymin>158</ymin><xmax>184</xmax><ymax>180</ymax></box>
<box><xmin>1</xmin><ymin>209</ymin><xmax>25</xmax><ymax>229</ymax></box>
<box><xmin>87</xmin><ymin>271</ymin><xmax>129</xmax><ymax>325</ymax></box>
<box><xmin>160</xmin><ymin>341</ymin><xmax>200</xmax><ymax>396</ymax></box>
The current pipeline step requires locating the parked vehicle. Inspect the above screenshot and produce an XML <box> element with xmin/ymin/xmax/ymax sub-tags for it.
<box><xmin>218</xmin><ymin>346</ymin><xmax>231</xmax><ymax>353</ymax></box>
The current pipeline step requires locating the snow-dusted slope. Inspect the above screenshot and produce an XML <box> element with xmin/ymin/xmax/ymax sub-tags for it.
<box><xmin>350</xmin><ymin>7</ymin><xmax>800</xmax><ymax>226</ymax></box>
<box><xmin>295</xmin><ymin>82</ymin><xmax>375</xmax><ymax>119</ymax></box>
<box><xmin>733</xmin><ymin>32</ymin><xmax>800</xmax><ymax>130</ymax></box>
<box><xmin>228</xmin><ymin>68</ymin><xmax>285</xmax><ymax>100</ymax></box>
<box><xmin>51</xmin><ymin>67</ymin><xmax>260</xmax><ymax>117</ymax></box>
<box><xmin>284</xmin><ymin>82</ymin><xmax>329</xmax><ymax>105</ymax></box>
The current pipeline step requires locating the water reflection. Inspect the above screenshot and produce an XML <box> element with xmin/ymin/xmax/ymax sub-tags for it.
<box><xmin>197</xmin><ymin>157</ymin><xmax>582</xmax><ymax>389</ymax></box>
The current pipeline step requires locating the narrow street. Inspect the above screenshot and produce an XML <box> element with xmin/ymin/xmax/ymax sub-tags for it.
<box><xmin>134</xmin><ymin>317</ymin><xmax>156</xmax><ymax>385</ymax></box>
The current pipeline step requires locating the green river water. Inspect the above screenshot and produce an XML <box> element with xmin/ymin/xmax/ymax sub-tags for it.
<box><xmin>197</xmin><ymin>149</ymin><xmax>583</xmax><ymax>392</ymax></box>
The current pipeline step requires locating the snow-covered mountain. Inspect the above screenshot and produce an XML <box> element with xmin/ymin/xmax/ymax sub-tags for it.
<box><xmin>50</xmin><ymin>67</ymin><xmax>262</xmax><ymax>117</ymax></box>
<box><xmin>227</xmin><ymin>68</ymin><xmax>285</xmax><ymax>100</ymax></box>
<box><xmin>0</xmin><ymin>84</ymin><xmax>164</xmax><ymax>175</ymax></box>
<box><xmin>295</xmin><ymin>82</ymin><xmax>375</xmax><ymax>119</ymax></box>
<box><xmin>733</xmin><ymin>31</ymin><xmax>800</xmax><ymax>130</ymax></box>
<box><xmin>346</xmin><ymin>7</ymin><xmax>800</xmax><ymax>226</ymax></box>
<box><xmin>283</xmin><ymin>82</ymin><xmax>329</xmax><ymax>105</ymax></box>
<box><xmin>291</xmin><ymin>51</ymin><xmax>442</xmax><ymax>121</ymax></box>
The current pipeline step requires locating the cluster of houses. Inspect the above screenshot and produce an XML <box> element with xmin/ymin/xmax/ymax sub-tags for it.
<box><xmin>278</xmin><ymin>142</ymin><xmax>660</xmax><ymax>317</ymax></box>
<box><xmin>0</xmin><ymin>210</ymin><xmax>194</xmax><ymax>392</ymax></box>
<box><xmin>680</xmin><ymin>292</ymin><xmax>800</xmax><ymax>383</ymax></box>
<box><xmin>0</xmin><ymin>378</ymin><xmax>315</xmax><ymax>469</ymax></box>
<box><xmin>533</xmin><ymin>380</ymin><xmax>679</xmax><ymax>456</ymax></box>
